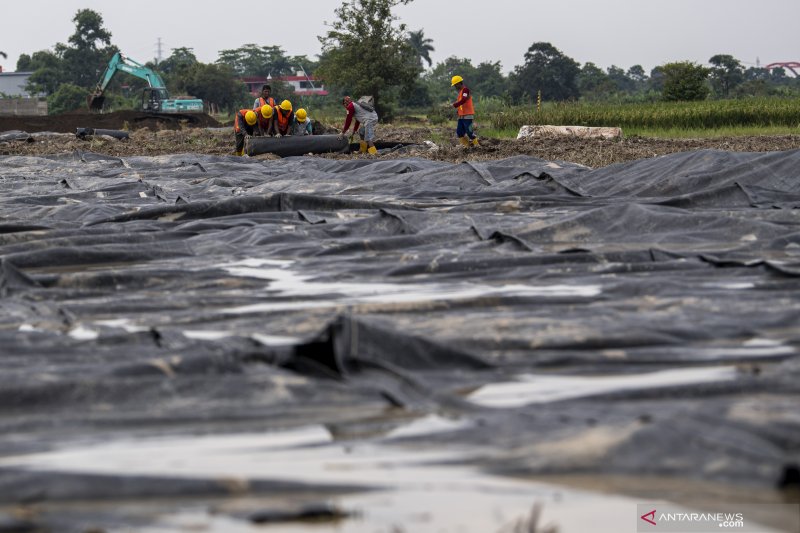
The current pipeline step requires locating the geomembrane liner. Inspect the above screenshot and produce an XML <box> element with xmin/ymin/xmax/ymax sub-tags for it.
<box><xmin>0</xmin><ymin>149</ymin><xmax>799</xmax><ymax>531</ymax></box>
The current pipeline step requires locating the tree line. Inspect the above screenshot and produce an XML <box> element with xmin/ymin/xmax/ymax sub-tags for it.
<box><xmin>7</xmin><ymin>1</ymin><xmax>799</xmax><ymax>117</ymax></box>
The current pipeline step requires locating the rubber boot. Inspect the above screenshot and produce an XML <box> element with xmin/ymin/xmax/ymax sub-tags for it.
<box><xmin>359</xmin><ymin>141</ymin><xmax>368</xmax><ymax>154</ymax></box>
<box><xmin>458</xmin><ymin>136</ymin><xmax>470</xmax><ymax>148</ymax></box>
<box><xmin>236</xmin><ymin>149</ymin><xmax>244</xmax><ymax>156</ymax></box>
<box><xmin>367</xmin><ymin>146</ymin><xmax>378</xmax><ymax>155</ymax></box>
<box><xmin>471</xmin><ymin>137</ymin><xmax>479</xmax><ymax>147</ymax></box>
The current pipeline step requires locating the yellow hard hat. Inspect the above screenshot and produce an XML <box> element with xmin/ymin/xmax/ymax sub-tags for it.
<box><xmin>244</xmin><ymin>110</ymin><xmax>257</xmax><ymax>125</ymax></box>
<box><xmin>279</xmin><ymin>100</ymin><xmax>292</xmax><ymax>112</ymax></box>
<box><xmin>451</xmin><ymin>75</ymin><xmax>464</xmax><ymax>86</ymax></box>
<box><xmin>260</xmin><ymin>105</ymin><xmax>273</xmax><ymax>119</ymax></box>
<box><xmin>295</xmin><ymin>108</ymin><xmax>307</xmax><ymax>121</ymax></box>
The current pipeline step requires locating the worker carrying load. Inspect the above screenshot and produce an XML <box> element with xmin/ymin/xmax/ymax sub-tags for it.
<box><xmin>253</xmin><ymin>84</ymin><xmax>276</xmax><ymax>110</ymax></box>
<box><xmin>291</xmin><ymin>108</ymin><xmax>313</xmax><ymax>136</ymax></box>
<box><xmin>451</xmin><ymin>75</ymin><xmax>479</xmax><ymax>147</ymax></box>
<box><xmin>233</xmin><ymin>108</ymin><xmax>258</xmax><ymax>156</ymax></box>
<box><xmin>273</xmin><ymin>100</ymin><xmax>294</xmax><ymax>137</ymax></box>
<box><xmin>338</xmin><ymin>95</ymin><xmax>379</xmax><ymax>155</ymax></box>
<box><xmin>256</xmin><ymin>104</ymin><xmax>274</xmax><ymax>137</ymax></box>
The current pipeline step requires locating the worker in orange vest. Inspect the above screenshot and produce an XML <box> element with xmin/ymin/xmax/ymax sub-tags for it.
<box><xmin>273</xmin><ymin>100</ymin><xmax>294</xmax><ymax>137</ymax></box>
<box><xmin>253</xmin><ymin>84</ymin><xmax>276</xmax><ymax>110</ymax></box>
<box><xmin>233</xmin><ymin>108</ymin><xmax>257</xmax><ymax>156</ymax></box>
<box><xmin>451</xmin><ymin>75</ymin><xmax>479</xmax><ymax>147</ymax></box>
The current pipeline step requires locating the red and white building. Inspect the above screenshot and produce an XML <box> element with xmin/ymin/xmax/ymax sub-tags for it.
<box><xmin>241</xmin><ymin>72</ymin><xmax>328</xmax><ymax>97</ymax></box>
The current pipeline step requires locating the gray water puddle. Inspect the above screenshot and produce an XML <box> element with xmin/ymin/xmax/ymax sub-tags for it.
<box><xmin>469</xmin><ymin>365</ymin><xmax>740</xmax><ymax>407</ymax></box>
<box><xmin>218</xmin><ymin>258</ymin><xmax>602</xmax><ymax>314</ymax></box>
<box><xmin>0</xmin><ymin>415</ymin><xmax>785</xmax><ymax>532</ymax></box>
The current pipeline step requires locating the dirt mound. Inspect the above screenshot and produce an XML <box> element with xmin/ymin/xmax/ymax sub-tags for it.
<box><xmin>0</xmin><ymin>109</ymin><xmax>221</xmax><ymax>134</ymax></box>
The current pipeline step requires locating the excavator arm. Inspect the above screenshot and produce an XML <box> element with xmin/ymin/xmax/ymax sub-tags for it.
<box><xmin>88</xmin><ymin>52</ymin><xmax>168</xmax><ymax>111</ymax></box>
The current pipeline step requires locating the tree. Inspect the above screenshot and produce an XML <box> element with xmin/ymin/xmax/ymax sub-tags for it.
<box><xmin>23</xmin><ymin>51</ymin><xmax>64</xmax><ymax>95</ymax></box>
<box><xmin>56</xmin><ymin>9</ymin><xmax>116</xmax><ymax>88</ymax></box>
<box><xmin>159</xmin><ymin>47</ymin><xmax>198</xmax><ymax>75</ymax></box>
<box><xmin>660</xmin><ymin>61</ymin><xmax>710</xmax><ymax>101</ymax></box>
<box><xmin>408</xmin><ymin>29</ymin><xmax>434</xmax><ymax>68</ymax></box>
<box><xmin>708</xmin><ymin>54</ymin><xmax>744</xmax><ymax>98</ymax></box>
<box><xmin>578</xmin><ymin>62</ymin><xmax>614</xmax><ymax>100</ymax></box>
<box><xmin>216</xmin><ymin>44</ymin><xmax>293</xmax><ymax>77</ymax></box>
<box><xmin>509</xmin><ymin>42</ymin><xmax>580</xmax><ymax>102</ymax></box>
<box><xmin>472</xmin><ymin>61</ymin><xmax>508</xmax><ymax>99</ymax></box>
<box><xmin>47</xmin><ymin>83</ymin><xmax>87</xmax><ymax>114</ymax></box>
<box><xmin>607</xmin><ymin>65</ymin><xmax>635</xmax><ymax>93</ymax></box>
<box><xmin>424</xmin><ymin>56</ymin><xmax>476</xmax><ymax>103</ymax></box>
<box><xmin>184</xmin><ymin>63</ymin><xmax>248</xmax><ymax>113</ymax></box>
<box><xmin>317</xmin><ymin>0</ymin><xmax>419</xmax><ymax>120</ymax></box>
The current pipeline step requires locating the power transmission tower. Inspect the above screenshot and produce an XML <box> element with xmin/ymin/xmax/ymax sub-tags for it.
<box><xmin>155</xmin><ymin>38</ymin><xmax>163</xmax><ymax>65</ymax></box>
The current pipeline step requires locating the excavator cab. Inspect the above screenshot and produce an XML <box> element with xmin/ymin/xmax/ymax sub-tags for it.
<box><xmin>142</xmin><ymin>87</ymin><xmax>170</xmax><ymax>113</ymax></box>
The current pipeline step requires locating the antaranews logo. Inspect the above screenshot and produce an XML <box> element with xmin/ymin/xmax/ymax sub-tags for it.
<box><xmin>640</xmin><ymin>509</ymin><xmax>657</xmax><ymax>526</ymax></box>
<box><xmin>638</xmin><ymin>502</ymin><xmax>800</xmax><ymax>533</ymax></box>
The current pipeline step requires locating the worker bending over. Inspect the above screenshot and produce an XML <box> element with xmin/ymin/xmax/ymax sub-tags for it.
<box><xmin>339</xmin><ymin>96</ymin><xmax>379</xmax><ymax>155</ymax></box>
<box><xmin>233</xmin><ymin>108</ymin><xmax>257</xmax><ymax>156</ymax></box>
<box><xmin>291</xmin><ymin>108</ymin><xmax>313</xmax><ymax>136</ymax></box>
<box><xmin>256</xmin><ymin>104</ymin><xmax>274</xmax><ymax>136</ymax></box>
<box><xmin>451</xmin><ymin>75</ymin><xmax>479</xmax><ymax>147</ymax></box>
<box><xmin>273</xmin><ymin>100</ymin><xmax>294</xmax><ymax>137</ymax></box>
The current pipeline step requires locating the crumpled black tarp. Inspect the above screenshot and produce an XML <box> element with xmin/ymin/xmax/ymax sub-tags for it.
<box><xmin>0</xmin><ymin>149</ymin><xmax>799</xmax><ymax>526</ymax></box>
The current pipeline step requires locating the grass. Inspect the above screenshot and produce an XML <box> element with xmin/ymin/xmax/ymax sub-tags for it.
<box><xmin>476</xmin><ymin>124</ymin><xmax>800</xmax><ymax>140</ymax></box>
<box><xmin>480</xmin><ymin>97</ymin><xmax>800</xmax><ymax>137</ymax></box>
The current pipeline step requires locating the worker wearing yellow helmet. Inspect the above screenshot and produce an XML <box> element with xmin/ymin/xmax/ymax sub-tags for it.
<box><xmin>233</xmin><ymin>108</ymin><xmax>258</xmax><ymax>156</ymax></box>
<box><xmin>273</xmin><ymin>99</ymin><xmax>294</xmax><ymax>137</ymax></box>
<box><xmin>291</xmin><ymin>108</ymin><xmax>313</xmax><ymax>136</ymax></box>
<box><xmin>256</xmin><ymin>104</ymin><xmax>274</xmax><ymax>137</ymax></box>
<box><xmin>451</xmin><ymin>75</ymin><xmax>479</xmax><ymax>147</ymax></box>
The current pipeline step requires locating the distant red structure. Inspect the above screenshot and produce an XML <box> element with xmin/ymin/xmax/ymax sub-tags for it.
<box><xmin>764</xmin><ymin>62</ymin><xmax>800</xmax><ymax>77</ymax></box>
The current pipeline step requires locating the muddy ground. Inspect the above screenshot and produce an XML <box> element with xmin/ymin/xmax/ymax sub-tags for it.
<box><xmin>1</xmin><ymin>110</ymin><xmax>800</xmax><ymax>167</ymax></box>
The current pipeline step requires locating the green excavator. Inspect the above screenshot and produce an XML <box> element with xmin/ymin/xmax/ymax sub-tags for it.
<box><xmin>87</xmin><ymin>52</ymin><xmax>204</xmax><ymax>114</ymax></box>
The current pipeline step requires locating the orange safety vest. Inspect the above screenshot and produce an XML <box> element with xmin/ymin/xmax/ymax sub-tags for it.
<box><xmin>257</xmin><ymin>96</ymin><xmax>276</xmax><ymax>108</ymax></box>
<box><xmin>456</xmin><ymin>86</ymin><xmax>475</xmax><ymax>116</ymax></box>
<box><xmin>275</xmin><ymin>108</ymin><xmax>292</xmax><ymax>133</ymax></box>
<box><xmin>234</xmin><ymin>109</ymin><xmax>253</xmax><ymax>133</ymax></box>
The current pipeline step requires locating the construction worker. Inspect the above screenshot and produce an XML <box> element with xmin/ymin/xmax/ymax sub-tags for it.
<box><xmin>338</xmin><ymin>95</ymin><xmax>379</xmax><ymax>155</ymax></box>
<box><xmin>256</xmin><ymin>104</ymin><xmax>274</xmax><ymax>137</ymax></box>
<box><xmin>273</xmin><ymin>100</ymin><xmax>294</xmax><ymax>137</ymax></box>
<box><xmin>253</xmin><ymin>84</ymin><xmax>276</xmax><ymax>110</ymax></box>
<box><xmin>291</xmin><ymin>108</ymin><xmax>313</xmax><ymax>136</ymax></box>
<box><xmin>233</xmin><ymin>108</ymin><xmax>257</xmax><ymax>156</ymax></box>
<box><xmin>451</xmin><ymin>75</ymin><xmax>479</xmax><ymax>147</ymax></box>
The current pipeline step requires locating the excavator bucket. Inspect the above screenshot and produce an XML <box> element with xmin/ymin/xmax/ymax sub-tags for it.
<box><xmin>87</xmin><ymin>92</ymin><xmax>105</xmax><ymax>112</ymax></box>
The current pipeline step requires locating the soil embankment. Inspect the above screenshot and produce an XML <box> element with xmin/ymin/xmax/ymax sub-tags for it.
<box><xmin>0</xmin><ymin>109</ymin><xmax>221</xmax><ymax>133</ymax></box>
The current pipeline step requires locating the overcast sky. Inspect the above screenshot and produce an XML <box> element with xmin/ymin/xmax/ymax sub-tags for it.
<box><xmin>2</xmin><ymin>0</ymin><xmax>798</xmax><ymax>75</ymax></box>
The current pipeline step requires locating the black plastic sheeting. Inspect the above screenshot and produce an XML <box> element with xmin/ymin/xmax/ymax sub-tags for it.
<box><xmin>1</xmin><ymin>149</ymin><xmax>800</xmax><ymax>525</ymax></box>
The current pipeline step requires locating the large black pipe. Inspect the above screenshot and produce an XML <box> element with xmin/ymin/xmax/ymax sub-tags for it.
<box><xmin>76</xmin><ymin>128</ymin><xmax>130</xmax><ymax>140</ymax></box>
<box><xmin>246</xmin><ymin>134</ymin><xmax>349</xmax><ymax>157</ymax></box>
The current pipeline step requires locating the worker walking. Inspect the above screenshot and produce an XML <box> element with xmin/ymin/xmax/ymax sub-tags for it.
<box><xmin>253</xmin><ymin>84</ymin><xmax>276</xmax><ymax>110</ymax></box>
<box><xmin>451</xmin><ymin>75</ymin><xmax>478</xmax><ymax>147</ymax></box>
<box><xmin>233</xmin><ymin>108</ymin><xmax>258</xmax><ymax>156</ymax></box>
<box><xmin>256</xmin><ymin>104</ymin><xmax>274</xmax><ymax>137</ymax></box>
<box><xmin>339</xmin><ymin>95</ymin><xmax>379</xmax><ymax>155</ymax></box>
<box><xmin>291</xmin><ymin>108</ymin><xmax>313</xmax><ymax>136</ymax></box>
<box><xmin>273</xmin><ymin>100</ymin><xmax>294</xmax><ymax>137</ymax></box>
